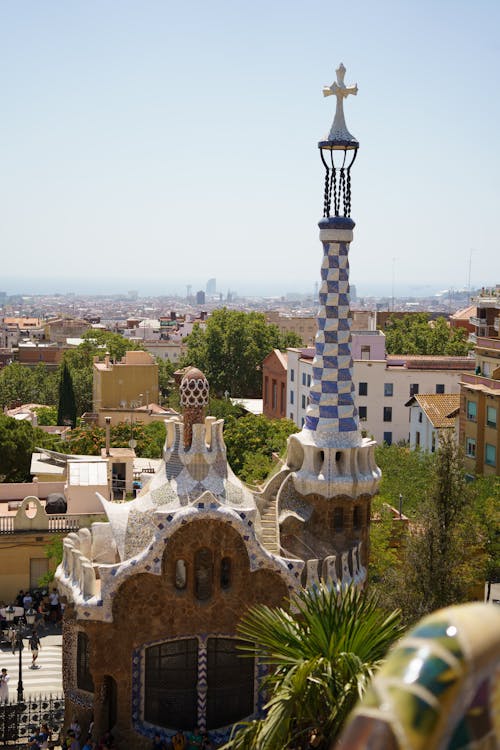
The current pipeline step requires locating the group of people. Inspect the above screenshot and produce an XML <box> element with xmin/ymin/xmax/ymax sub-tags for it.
<box><xmin>61</xmin><ymin>719</ymin><xmax>116</xmax><ymax>750</ymax></box>
<box><xmin>152</xmin><ymin>728</ymin><xmax>216</xmax><ymax>750</ymax></box>
<box><xmin>13</xmin><ymin>588</ymin><xmax>62</xmax><ymax>627</ymax></box>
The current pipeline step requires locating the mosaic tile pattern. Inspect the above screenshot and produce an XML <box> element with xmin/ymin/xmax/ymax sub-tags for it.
<box><xmin>305</xmin><ymin>218</ymin><xmax>360</xmax><ymax>445</ymax></box>
<box><xmin>338</xmin><ymin>603</ymin><xmax>500</xmax><ymax>750</ymax></box>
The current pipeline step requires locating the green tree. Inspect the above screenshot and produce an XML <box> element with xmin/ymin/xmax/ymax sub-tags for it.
<box><xmin>0</xmin><ymin>414</ymin><xmax>37</xmax><ymax>481</ymax></box>
<box><xmin>57</xmin><ymin>362</ymin><xmax>77</xmax><ymax>427</ymax></box>
<box><xmin>383</xmin><ymin>314</ymin><xmax>472</xmax><ymax>356</ymax></box>
<box><xmin>182</xmin><ymin>309</ymin><xmax>302</xmax><ymax>397</ymax></box>
<box><xmin>39</xmin><ymin>536</ymin><xmax>64</xmax><ymax>587</ymax></box>
<box><xmin>375</xmin><ymin>433</ymin><xmax>486</xmax><ymax>623</ymax></box>
<box><xmin>0</xmin><ymin>362</ymin><xmax>37</xmax><ymax>407</ymax></box>
<box><xmin>223</xmin><ymin>414</ymin><xmax>298</xmax><ymax>483</ymax></box>
<box><xmin>224</xmin><ymin>585</ymin><xmax>403</xmax><ymax>750</ymax></box>
<box><xmin>64</xmin><ymin>420</ymin><xmax>166</xmax><ymax>458</ymax></box>
<box><xmin>33</xmin><ymin>405</ymin><xmax>58</xmax><ymax>425</ymax></box>
<box><xmin>157</xmin><ymin>358</ymin><xmax>176</xmax><ymax>403</ymax></box>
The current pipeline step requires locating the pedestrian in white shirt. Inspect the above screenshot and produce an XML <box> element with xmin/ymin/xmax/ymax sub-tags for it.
<box><xmin>0</xmin><ymin>668</ymin><xmax>10</xmax><ymax>703</ymax></box>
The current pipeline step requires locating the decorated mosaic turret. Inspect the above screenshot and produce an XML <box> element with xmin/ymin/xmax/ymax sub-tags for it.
<box><xmin>180</xmin><ymin>367</ymin><xmax>209</xmax><ymax>448</ymax></box>
<box><xmin>279</xmin><ymin>65</ymin><xmax>381</xmax><ymax>585</ymax></box>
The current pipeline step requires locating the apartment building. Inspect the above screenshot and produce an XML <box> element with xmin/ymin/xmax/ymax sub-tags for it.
<box><xmin>286</xmin><ymin>341</ymin><xmax>473</xmax><ymax>445</ymax></box>
<box><xmin>460</xmin><ymin>288</ymin><xmax>500</xmax><ymax>476</ymax></box>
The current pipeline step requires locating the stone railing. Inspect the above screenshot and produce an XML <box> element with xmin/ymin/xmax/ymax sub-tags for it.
<box><xmin>0</xmin><ymin>496</ymin><xmax>83</xmax><ymax>534</ymax></box>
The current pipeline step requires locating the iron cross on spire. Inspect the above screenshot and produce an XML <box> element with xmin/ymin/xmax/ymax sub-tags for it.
<box><xmin>322</xmin><ymin>63</ymin><xmax>358</xmax><ymax>146</ymax></box>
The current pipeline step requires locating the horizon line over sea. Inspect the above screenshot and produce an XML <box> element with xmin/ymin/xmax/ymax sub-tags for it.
<box><xmin>0</xmin><ymin>277</ymin><xmax>479</xmax><ymax>300</ymax></box>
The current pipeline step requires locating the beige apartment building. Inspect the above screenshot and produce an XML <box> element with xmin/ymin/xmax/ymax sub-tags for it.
<box><xmin>460</xmin><ymin>289</ymin><xmax>500</xmax><ymax>476</ymax></box>
<box><xmin>92</xmin><ymin>351</ymin><xmax>159</xmax><ymax>422</ymax></box>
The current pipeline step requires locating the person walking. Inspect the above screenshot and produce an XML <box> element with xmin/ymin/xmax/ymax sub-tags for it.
<box><xmin>0</xmin><ymin>668</ymin><xmax>10</xmax><ymax>703</ymax></box>
<box><xmin>29</xmin><ymin>630</ymin><xmax>42</xmax><ymax>669</ymax></box>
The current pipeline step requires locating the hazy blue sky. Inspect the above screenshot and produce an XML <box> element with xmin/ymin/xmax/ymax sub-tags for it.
<box><xmin>2</xmin><ymin>0</ymin><xmax>499</xmax><ymax>297</ymax></box>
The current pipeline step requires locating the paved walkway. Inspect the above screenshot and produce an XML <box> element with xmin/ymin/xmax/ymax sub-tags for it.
<box><xmin>0</xmin><ymin>629</ymin><xmax>62</xmax><ymax>697</ymax></box>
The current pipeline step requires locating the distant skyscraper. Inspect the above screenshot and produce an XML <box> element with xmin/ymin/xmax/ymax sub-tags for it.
<box><xmin>206</xmin><ymin>278</ymin><xmax>216</xmax><ymax>295</ymax></box>
<box><xmin>196</xmin><ymin>290</ymin><xmax>206</xmax><ymax>305</ymax></box>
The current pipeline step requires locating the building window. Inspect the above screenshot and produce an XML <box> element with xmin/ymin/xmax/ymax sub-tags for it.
<box><xmin>280</xmin><ymin>382</ymin><xmax>285</xmax><ymax>414</ymax></box>
<box><xmin>302</xmin><ymin>373</ymin><xmax>306</xmax><ymax>385</ymax></box>
<box><xmin>418</xmin><ymin>411</ymin><xmax>423</xmax><ymax>423</ymax></box>
<box><xmin>290</xmin><ymin>369</ymin><xmax>294</xmax><ymax>382</ymax></box>
<box><xmin>195</xmin><ymin>548</ymin><xmax>213</xmax><ymax>601</ymax></box>
<box><xmin>384</xmin><ymin>383</ymin><xmax>393</xmax><ymax>397</ymax></box>
<box><xmin>353</xmin><ymin>506</ymin><xmax>361</xmax><ymax>529</ymax></box>
<box><xmin>220</xmin><ymin>557</ymin><xmax>231</xmax><ymax>590</ymax></box>
<box><xmin>206</xmin><ymin>638</ymin><xmax>255</xmax><ymax>730</ymax></box>
<box><xmin>431</xmin><ymin>433</ymin><xmax>436</xmax><ymax>453</ymax></box>
<box><xmin>383</xmin><ymin>406</ymin><xmax>392</xmax><ymax>422</ymax></box>
<box><xmin>307</xmin><ymin>374</ymin><xmax>311</xmax><ymax>387</ymax></box>
<box><xmin>436</xmin><ymin>384</ymin><xmax>445</xmax><ymax>394</ymax></box>
<box><xmin>361</xmin><ymin>345</ymin><xmax>370</xmax><ymax>360</ymax></box>
<box><xmin>466</xmin><ymin>400</ymin><xmax>477</xmax><ymax>421</ymax></box>
<box><xmin>415</xmin><ymin>431</ymin><xmax>420</xmax><ymax>447</ymax></box>
<box><xmin>410</xmin><ymin>383</ymin><xmax>419</xmax><ymax>396</ymax></box>
<box><xmin>359</xmin><ymin>382</ymin><xmax>368</xmax><ymax>396</ymax></box>
<box><xmin>175</xmin><ymin>560</ymin><xmax>187</xmax><ymax>590</ymax></box>
<box><xmin>486</xmin><ymin>405</ymin><xmax>497</xmax><ymax>428</ymax></box>
<box><xmin>333</xmin><ymin>507</ymin><xmax>344</xmax><ymax>531</ymax></box>
<box><xmin>383</xmin><ymin>431</ymin><xmax>392</xmax><ymax>446</ymax></box>
<box><xmin>358</xmin><ymin>406</ymin><xmax>367</xmax><ymax>421</ymax></box>
<box><xmin>77</xmin><ymin>632</ymin><xmax>94</xmax><ymax>693</ymax></box>
<box><xmin>272</xmin><ymin>380</ymin><xmax>277</xmax><ymax>410</ymax></box>
<box><xmin>144</xmin><ymin>637</ymin><xmax>255</xmax><ymax>732</ymax></box>
<box><xmin>145</xmin><ymin>639</ymin><xmax>198</xmax><ymax>730</ymax></box>
<box><xmin>465</xmin><ymin>437</ymin><xmax>476</xmax><ymax>458</ymax></box>
<box><xmin>301</xmin><ymin>394</ymin><xmax>306</xmax><ymax>409</ymax></box>
<box><xmin>485</xmin><ymin>443</ymin><xmax>496</xmax><ymax>467</ymax></box>
<box><xmin>290</xmin><ymin>390</ymin><xmax>294</xmax><ymax>405</ymax></box>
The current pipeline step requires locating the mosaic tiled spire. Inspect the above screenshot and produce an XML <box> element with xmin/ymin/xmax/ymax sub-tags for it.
<box><xmin>304</xmin><ymin>217</ymin><xmax>360</xmax><ymax>445</ymax></box>
<box><xmin>304</xmin><ymin>64</ymin><xmax>361</xmax><ymax>447</ymax></box>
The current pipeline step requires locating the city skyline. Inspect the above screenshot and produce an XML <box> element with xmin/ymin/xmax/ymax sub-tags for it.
<box><xmin>2</xmin><ymin>0</ymin><xmax>499</xmax><ymax>294</ymax></box>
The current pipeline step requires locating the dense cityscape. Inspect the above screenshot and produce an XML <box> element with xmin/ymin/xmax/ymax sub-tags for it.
<box><xmin>1</xmin><ymin>2</ymin><xmax>499</xmax><ymax>748</ymax></box>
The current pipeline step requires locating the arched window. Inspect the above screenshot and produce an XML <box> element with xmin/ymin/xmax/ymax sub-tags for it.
<box><xmin>175</xmin><ymin>559</ymin><xmax>187</xmax><ymax>590</ymax></box>
<box><xmin>77</xmin><ymin>631</ymin><xmax>94</xmax><ymax>693</ymax></box>
<box><xmin>145</xmin><ymin>639</ymin><xmax>198</xmax><ymax>730</ymax></box>
<box><xmin>195</xmin><ymin>548</ymin><xmax>213</xmax><ymax>601</ymax></box>
<box><xmin>333</xmin><ymin>507</ymin><xmax>344</xmax><ymax>532</ymax></box>
<box><xmin>353</xmin><ymin>506</ymin><xmax>361</xmax><ymax>529</ymax></box>
<box><xmin>207</xmin><ymin>638</ymin><xmax>255</xmax><ymax>730</ymax></box>
<box><xmin>220</xmin><ymin>557</ymin><xmax>231</xmax><ymax>589</ymax></box>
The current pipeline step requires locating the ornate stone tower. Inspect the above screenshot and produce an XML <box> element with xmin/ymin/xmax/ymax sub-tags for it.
<box><xmin>278</xmin><ymin>64</ymin><xmax>381</xmax><ymax>587</ymax></box>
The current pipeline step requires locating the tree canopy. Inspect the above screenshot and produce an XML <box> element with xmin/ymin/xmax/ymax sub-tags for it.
<box><xmin>223</xmin><ymin>413</ymin><xmax>298</xmax><ymax>484</ymax></box>
<box><xmin>383</xmin><ymin>314</ymin><xmax>472</xmax><ymax>356</ymax></box>
<box><xmin>182</xmin><ymin>309</ymin><xmax>302</xmax><ymax>397</ymax></box>
<box><xmin>0</xmin><ymin>414</ymin><xmax>60</xmax><ymax>482</ymax></box>
<box><xmin>371</xmin><ymin>436</ymin><xmax>497</xmax><ymax>623</ymax></box>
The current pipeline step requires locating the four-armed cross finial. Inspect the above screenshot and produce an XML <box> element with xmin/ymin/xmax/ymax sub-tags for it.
<box><xmin>322</xmin><ymin>63</ymin><xmax>358</xmax><ymax>145</ymax></box>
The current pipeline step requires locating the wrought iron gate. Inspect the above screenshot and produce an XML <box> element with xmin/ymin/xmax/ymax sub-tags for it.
<box><xmin>0</xmin><ymin>695</ymin><xmax>64</xmax><ymax>747</ymax></box>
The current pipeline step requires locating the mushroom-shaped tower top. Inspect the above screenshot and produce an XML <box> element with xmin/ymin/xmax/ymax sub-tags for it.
<box><xmin>180</xmin><ymin>367</ymin><xmax>209</xmax><ymax>409</ymax></box>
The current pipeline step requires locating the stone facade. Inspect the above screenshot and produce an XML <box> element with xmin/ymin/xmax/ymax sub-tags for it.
<box><xmin>63</xmin><ymin>519</ymin><xmax>289</xmax><ymax>747</ymax></box>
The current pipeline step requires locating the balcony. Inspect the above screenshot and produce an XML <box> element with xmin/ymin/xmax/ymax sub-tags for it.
<box><xmin>461</xmin><ymin>372</ymin><xmax>500</xmax><ymax>391</ymax></box>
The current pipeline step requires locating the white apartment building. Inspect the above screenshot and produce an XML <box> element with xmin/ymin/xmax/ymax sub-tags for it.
<box><xmin>287</xmin><ymin>337</ymin><xmax>474</xmax><ymax>445</ymax></box>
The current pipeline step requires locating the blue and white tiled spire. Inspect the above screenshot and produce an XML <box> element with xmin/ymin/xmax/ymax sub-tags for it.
<box><xmin>304</xmin><ymin>215</ymin><xmax>360</xmax><ymax>446</ymax></box>
<box><xmin>304</xmin><ymin>63</ymin><xmax>361</xmax><ymax>447</ymax></box>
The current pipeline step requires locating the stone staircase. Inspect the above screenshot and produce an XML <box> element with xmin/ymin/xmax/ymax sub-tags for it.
<box><xmin>260</xmin><ymin>492</ymin><xmax>279</xmax><ymax>554</ymax></box>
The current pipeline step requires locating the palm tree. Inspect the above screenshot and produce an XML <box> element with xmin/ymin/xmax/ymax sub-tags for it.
<box><xmin>224</xmin><ymin>584</ymin><xmax>404</xmax><ymax>750</ymax></box>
